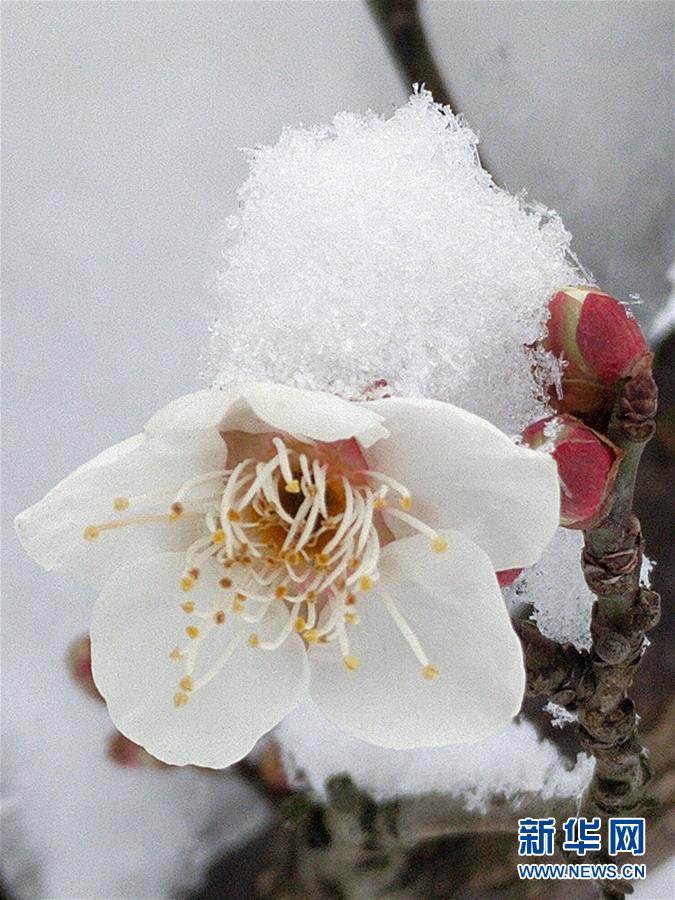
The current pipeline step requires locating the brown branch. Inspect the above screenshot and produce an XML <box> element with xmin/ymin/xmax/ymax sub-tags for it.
<box><xmin>517</xmin><ymin>355</ymin><xmax>660</xmax><ymax>899</ymax></box>
<box><xmin>579</xmin><ymin>358</ymin><xmax>660</xmax><ymax>820</ymax></box>
<box><xmin>367</xmin><ymin>0</ymin><xmax>492</xmax><ymax>180</ymax></box>
<box><xmin>513</xmin><ymin>619</ymin><xmax>593</xmax><ymax>707</ymax></box>
<box><xmin>367</xmin><ymin>0</ymin><xmax>453</xmax><ymax>108</ymax></box>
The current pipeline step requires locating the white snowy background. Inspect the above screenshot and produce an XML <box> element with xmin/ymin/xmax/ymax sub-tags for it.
<box><xmin>2</xmin><ymin>3</ymin><xmax>673</xmax><ymax>898</ymax></box>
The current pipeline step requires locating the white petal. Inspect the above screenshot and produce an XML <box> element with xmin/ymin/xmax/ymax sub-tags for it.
<box><xmin>310</xmin><ymin>530</ymin><xmax>525</xmax><ymax>748</ymax></box>
<box><xmin>147</xmin><ymin>382</ymin><xmax>388</xmax><ymax>448</ymax></box>
<box><xmin>15</xmin><ymin>429</ymin><xmax>226</xmax><ymax>588</ymax></box>
<box><xmin>365</xmin><ymin>397</ymin><xmax>560</xmax><ymax>570</ymax></box>
<box><xmin>91</xmin><ymin>553</ymin><xmax>309</xmax><ymax>768</ymax></box>
<box><xmin>144</xmin><ymin>388</ymin><xmax>239</xmax><ymax>433</ymax></box>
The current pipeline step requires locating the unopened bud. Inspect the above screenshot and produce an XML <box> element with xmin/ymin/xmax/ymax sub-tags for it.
<box><xmin>107</xmin><ymin>732</ymin><xmax>169</xmax><ymax>769</ymax></box>
<box><xmin>66</xmin><ymin>634</ymin><xmax>103</xmax><ymax>701</ymax></box>
<box><xmin>256</xmin><ymin>741</ymin><xmax>291</xmax><ymax>795</ymax></box>
<box><xmin>541</xmin><ymin>286</ymin><xmax>648</xmax><ymax>420</ymax></box>
<box><xmin>497</xmin><ymin>568</ymin><xmax>523</xmax><ymax>588</ymax></box>
<box><xmin>522</xmin><ymin>415</ymin><xmax>623</xmax><ymax>529</ymax></box>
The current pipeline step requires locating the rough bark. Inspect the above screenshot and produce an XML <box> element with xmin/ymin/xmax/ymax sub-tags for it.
<box><xmin>518</xmin><ymin>357</ymin><xmax>660</xmax><ymax>899</ymax></box>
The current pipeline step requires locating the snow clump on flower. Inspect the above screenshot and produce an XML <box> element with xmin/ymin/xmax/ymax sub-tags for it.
<box><xmin>209</xmin><ymin>89</ymin><xmax>583</xmax><ymax>436</ymax></box>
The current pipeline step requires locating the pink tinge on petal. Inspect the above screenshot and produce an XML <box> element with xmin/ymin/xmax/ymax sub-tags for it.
<box><xmin>222</xmin><ymin>430</ymin><xmax>369</xmax><ymax>483</ymax></box>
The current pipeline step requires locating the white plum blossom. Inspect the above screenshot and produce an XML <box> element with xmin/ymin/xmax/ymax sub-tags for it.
<box><xmin>16</xmin><ymin>382</ymin><xmax>560</xmax><ymax>769</ymax></box>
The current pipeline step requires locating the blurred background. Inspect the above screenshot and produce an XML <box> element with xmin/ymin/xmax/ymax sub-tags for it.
<box><xmin>2</xmin><ymin>2</ymin><xmax>673</xmax><ymax>898</ymax></box>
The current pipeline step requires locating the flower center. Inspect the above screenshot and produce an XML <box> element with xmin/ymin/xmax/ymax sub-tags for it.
<box><xmin>85</xmin><ymin>434</ymin><xmax>446</xmax><ymax>707</ymax></box>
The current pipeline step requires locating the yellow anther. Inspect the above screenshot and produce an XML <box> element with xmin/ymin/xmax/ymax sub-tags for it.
<box><xmin>181</xmin><ymin>601</ymin><xmax>195</xmax><ymax>614</ymax></box>
<box><xmin>275</xmin><ymin>586</ymin><xmax>287</xmax><ymax>600</ymax></box>
<box><xmin>294</xmin><ymin>617</ymin><xmax>306</xmax><ymax>633</ymax></box>
<box><xmin>173</xmin><ymin>692</ymin><xmax>189</xmax><ymax>708</ymax></box>
<box><xmin>113</xmin><ymin>497</ymin><xmax>129</xmax><ymax>511</ymax></box>
<box><xmin>347</xmin><ymin>557</ymin><xmax>360</xmax><ymax>571</ymax></box>
<box><xmin>306</xmin><ymin>590</ymin><xmax>317</xmax><ymax>603</ymax></box>
<box><xmin>169</xmin><ymin>502</ymin><xmax>184</xmax><ymax>521</ymax></box>
<box><xmin>304</xmin><ymin>629</ymin><xmax>319</xmax><ymax>644</ymax></box>
<box><xmin>422</xmin><ymin>664</ymin><xmax>439</xmax><ymax>681</ymax></box>
<box><xmin>359</xmin><ymin>575</ymin><xmax>374</xmax><ymax>592</ymax></box>
<box><xmin>399</xmin><ymin>495</ymin><xmax>413</xmax><ymax>511</ymax></box>
<box><xmin>227</xmin><ymin>508</ymin><xmax>241</xmax><ymax>522</ymax></box>
<box><xmin>179</xmin><ymin>675</ymin><xmax>194</xmax><ymax>692</ymax></box>
<box><xmin>214</xmin><ymin>610</ymin><xmax>226</xmax><ymax>625</ymax></box>
<box><xmin>344</xmin><ymin>612</ymin><xmax>360</xmax><ymax>626</ymax></box>
<box><xmin>285</xmin><ymin>550</ymin><xmax>301</xmax><ymax>565</ymax></box>
<box><xmin>285</xmin><ymin>479</ymin><xmax>300</xmax><ymax>494</ymax></box>
<box><xmin>248</xmin><ymin>633</ymin><xmax>260</xmax><ymax>648</ymax></box>
<box><xmin>373</xmin><ymin>497</ymin><xmax>387</xmax><ymax>510</ymax></box>
<box><xmin>83</xmin><ymin>525</ymin><xmax>100</xmax><ymax>541</ymax></box>
<box><xmin>315</xmin><ymin>553</ymin><xmax>330</xmax><ymax>568</ymax></box>
<box><xmin>219</xmin><ymin>577</ymin><xmax>232</xmax><ymax>589</ymax></box>
<box><xmin>431</xmin><ymin>537</ymin><xmax>448</xmax><ymax>554</ymax></box>
<box><xmin>344</xmin><ymin>655</ymin><xmax>359</xmax><ymax>672</ymax></box>
<box><xmin>235</xmin><ymin>592</ymin><xmax>247</xmax><ymax>602</ymax></box>
<box><xmin>212</xmin><ymin>529</ymin><xmax>225</xmax><ymax>544</ymax></box>
<box><xmin>169</xmin><ymin>646</ymin><xmax>183</xmax><ymax>662</ymax></box>
<box><xmin>185</xmin><ymin>625</ymin><xmax>200</xmax><ymax>640</ymax></box>
<box><xmin>180</xmin><ymin>576</ymin><xmax>195</xmax><ymax>592</ymax></box>
<box><xmin>232</xmin><ymin>599</ymin><xmax>245</xmax><ymax>614</ymax></box>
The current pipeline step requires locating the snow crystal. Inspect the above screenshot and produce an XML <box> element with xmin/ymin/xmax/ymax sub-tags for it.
<box><xmin>641</xmin><ymin>552</ymin><xmax>654</xmax><ymax>587</ymax></box>
<box><xmin>545</xmin><ymin>702</ymin><xmax>578</xmax><ymax>729</ymax></box>
<box><xmin>505</xmin><ymin>528</ymin><xmax>595</xmax><ymax>650</ymax></box>
<box><xmin>275</xmin><ymin>700</ymin><xmax>593</xmax><ymax>809</ymax></box>
<box><xmin>505</xmin><ymin>529</ymin><xmax>655</xmax><ymax>652</ymax></box>
<box><xmin>208</xmin><ymin>89</ymin><xmax>581</xmax><ymax>435</ymax></box>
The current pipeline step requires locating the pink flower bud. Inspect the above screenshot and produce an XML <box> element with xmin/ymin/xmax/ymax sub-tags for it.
<box><xmin>107</xmin><ymin>732</ymin><xmax>170</xmax><ymax>769</ymax></box>
<box><xmin>496</xmin><ymin>568</ymin><xmax>523</xmax><ymax>588</ymax></box>
<box><xmin>256</xmin><ymin>741</ymin><xmax>292</xmax><ymax>795</ymax></box>
<box><xmin>542</xmin><ymin>286</ymin><xmax>648</xmax><ymax>419</ymax></box>
<box><xmin>521</xmin><ymin>415</ymin><xmax>623</xmax><ymax>529</ymax></box>
<box><xmin>66</xmin><ymin>634</ymin><xmax>103</xmax><ymax>701</ymax></box>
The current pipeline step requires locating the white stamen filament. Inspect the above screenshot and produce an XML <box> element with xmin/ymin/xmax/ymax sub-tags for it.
<box><xmin>361</xmin><ymin>470</ymin><xmax>411</xmax><ymax>504</ymax></box>
<box><xmin>384</xmin><ymin>506</ymin><xmax>440</xmax><ymax>541</ymax></box>
<box><xmin>173</xmin><ymin>469</ymin><xmax>230</xmax><ymax>504</ymax></box>
<box><xmin>86</xmin><ymin>433</ymin><xmax>444</xmax><ymax>705</ymax></box>
<box><xmin>379</xmin><ymin>589</ymin><xmax>429</xmax><ymax>667</ymax></box>
<box><xmin>192</xmin><ymin>633</ymin><xmax>244</xmax><ymax>693</ymax></box>
<box><xmin>259</xmin><ymin>608</ymin><xmax>297</xmax><ymax>650</ymax></box>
